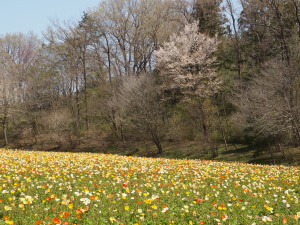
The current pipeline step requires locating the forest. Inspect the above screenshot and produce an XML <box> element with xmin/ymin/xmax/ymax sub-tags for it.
<box><xmin>1</xmin><ymin>0</ymin><xmax>300</xmax><ymax>164</ymax></box>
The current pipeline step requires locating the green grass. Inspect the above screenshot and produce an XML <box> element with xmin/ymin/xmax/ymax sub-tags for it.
<box><xmin>105</xmin><ymin>141</ymin><xmax>300</xmax><ymax>166</ymax></box>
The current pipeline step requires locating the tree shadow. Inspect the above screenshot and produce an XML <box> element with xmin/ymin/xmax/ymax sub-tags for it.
<box><xmin>247</xmin><ymin>157</ymin><xmax>276</xmax><ymax>165</ymax></box>
<box><xmin>223</xmin><ymin>146</ymin><xmax>253</xmax><ymax>155</ymax></box>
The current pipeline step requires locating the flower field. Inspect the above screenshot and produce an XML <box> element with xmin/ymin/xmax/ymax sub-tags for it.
<box><xmin>0</xmin><ymin>149</ymin><xmax>299</xmax><ymax>225</ymax></box>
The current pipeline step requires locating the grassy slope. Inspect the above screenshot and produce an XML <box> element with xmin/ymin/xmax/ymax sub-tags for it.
<box><xmin>3</xmin><ymin>137</ymin><xmax>300</xmax><ymax>166</ymax></box>
<box><xmin>104</xmin><ymin>141</ymin><xmax>300</xmax><ymax>166</ymax></box>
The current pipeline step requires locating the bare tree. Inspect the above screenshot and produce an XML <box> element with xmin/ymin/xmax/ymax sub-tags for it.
<box><xmin>119</xmin><ymin>74</ymin><xmax>167</xmax><ymax>154</ymax></box>
<box><xmin>0</xmin><ymin>33</ymin><xmax>41</xmax><ymax>146</ymax></box>
<box><xmin>44</xmin><ymin>15</ymin><xmax>103</xmax><ymax>133</ymax></box>
<box><xmin>91</xmin><ymin>0</ymin><xmax>186</xmax><ymax>77</ymax></box>
<box><xmin>0</xmin><ymin>65</ymin><xmax>11</xmax><ymax>146</ymax></box>
<box><xmin>239</xmin><ymin>58</ymin><xmax>300</xmax><ymax>142</ymax></box>
<box><xmin>235</xmin><ymin>46</ymin><xmax>300</xmax><ymax>163</ymax></box>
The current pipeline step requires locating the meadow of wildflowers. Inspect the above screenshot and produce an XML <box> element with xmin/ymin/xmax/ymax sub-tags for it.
<box><xmin>0</xmin><ymin>149</ymin><xmax>299</xmax><ymax>225</ymax></box>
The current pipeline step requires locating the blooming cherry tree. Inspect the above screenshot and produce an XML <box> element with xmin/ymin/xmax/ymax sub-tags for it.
<box><xmin>155</xmin><ymin>22</ymin><xmax>221</xmax><ymax>98</ymax></box>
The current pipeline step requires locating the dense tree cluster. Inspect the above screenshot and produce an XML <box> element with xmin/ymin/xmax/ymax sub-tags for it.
<box><xmin>1</xmin><ymin>0</ymin><xmax>300</xmax><ymax>162</ymax></box>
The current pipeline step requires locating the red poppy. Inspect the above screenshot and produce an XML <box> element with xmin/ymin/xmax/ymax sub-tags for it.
<box><xmin>62</xmin><ymin>212</ymin><xmax>70</xmax><ymax>217</ymax></box>
<box><xmin>52</xmin><ymin>218</ymin><xmax>61</xmax><ymax>224</ymax></box>
<box><xmin>195</xmin><ymin>198</ymin><xmax>202</xmax><ymax>203</ymax></box>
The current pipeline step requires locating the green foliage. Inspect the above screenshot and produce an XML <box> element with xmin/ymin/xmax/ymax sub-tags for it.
<box><xmin>192</xmin><ymin>0</ymin><xmax>227</xmax><ymax>37</ymax></box>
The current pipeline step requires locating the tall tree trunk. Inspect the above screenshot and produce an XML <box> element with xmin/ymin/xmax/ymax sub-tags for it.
<box><xmin>149</xmin><ymin>129</ymin><xmax>163</xmax><ymax>155</ymax></box>
<box><xmin>2</xmin><ymin>99</ymin><xmax>8</xmax><ymax>146</ymax></box>
<box><xmin>226</xmin><ymin>0</ymin><xmax>242</xmax><ymax>80</ymax></box>
<box><xmin>75</xmin><ymin>74</ymin><xmax>81</xmax><ymax>140</ymax></box>
<box><xmin>3</xmin><ymin>121</ymin><xmax>8</xmax><ymax>147</ymax></box>
<box><xmin>217</xmin><ymin>115</ymin><xmax>228</xmax><ymax>151</ymax></box>
<box><xmin>198</xmin><ymin>100</ymin><xmax>218</xmax><ymax>157</ymax></box>
<box><xmin>291</xmin><ymin>0</ymin><xmax>300</xmax><ymax>37</ymax></box>
<box><xmin>83</xmin><ymin>57</ymin><xmax>89</xmax><ymax>131</ymax></box>
<box><xmin>120</xmin><ymin>122</ymin><xmax>126</xmax><ymax>145</ymax></box>
<box><xmin>276</xmin><ymin>143</ymin><xmax>288</xmax><ymax>160</ymax></box>
<box><xmin>104</xmin><ymin>35</ymin><xmax>112</xmax><ymax>85</ymax></box>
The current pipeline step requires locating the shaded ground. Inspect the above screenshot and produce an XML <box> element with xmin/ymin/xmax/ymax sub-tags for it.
<box><xmin>104</xmin><ymin>141</ymin><xmax>300</xmax><ymax>166</ymax></box>
<box><xmin>4</xmin><ymin>138</ymin><xmax>300</xmax><ymax>166</ymax></box>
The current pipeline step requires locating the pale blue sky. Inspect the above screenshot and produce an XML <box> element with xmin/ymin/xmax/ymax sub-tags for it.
<box><xmin>0</xmin><ymin>0</ymin><xmax>241</xmax><ymax>37</ymax></box>
<box><xmin>0</xmin><ymin>0</ymin><xmax>100</xmax><ymax>36</ymax></box>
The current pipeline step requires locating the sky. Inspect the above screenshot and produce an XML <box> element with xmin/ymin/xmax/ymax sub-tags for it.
<box><xmin>0</xmin><ymin>0</ymin><xmax>100</xmax><ymax>37</ymax></box>
<box><xmin>0</xmin><ymin>0</ymin><xmax>241</xmax><ymax>38</ymax></box>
